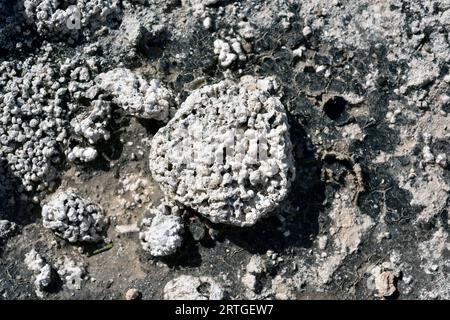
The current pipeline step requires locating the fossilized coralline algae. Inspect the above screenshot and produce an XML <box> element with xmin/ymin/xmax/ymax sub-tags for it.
<box><xmin>41</xmin><ymin>188</ymin><xmax>108</xmax><ymax>243</ymax></box>
<box><xmin>95</xmin><ymin>68</ymin><xmax>173</xmax><ymax>121</ymax></box>
<box><xmin>149</xmin><ymin>76</ymin><xmax>295</xmax><ymax>226</ymax></box>
<box><xmin>139</xmin><ymin>203</ymin><xmax>184</xmax><ymax>257</ymax></box>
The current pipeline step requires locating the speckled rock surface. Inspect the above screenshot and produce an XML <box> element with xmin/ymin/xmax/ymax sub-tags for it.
<box><xmin>95</xmin><ymin>68</ymin><xmax>173</xmax><ymax>121</ymax></box>
<box><xmin>149</xmin><ymin>76</ymin><xmax>295</xmax><ymax>226</ymax></box>
<box><xmin>41</xmin><ymin>188</ymin><xmax>108</xmax><ymax>243</ymax></box>
<box><xmin>1</xmin><ymin>0</ymin><xmax>450</xmax><ymax>301</ymax></box>
<box><xmin>139</xmin><ymin>203</ymin><xmax>184</xmax><ymax>257</ymax></box>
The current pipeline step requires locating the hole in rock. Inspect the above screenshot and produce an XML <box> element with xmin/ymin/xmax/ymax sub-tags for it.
<box><xmin>323</xmin><ymin>96</ymin><xmax>347</xmax><ymax>120</ymax></box>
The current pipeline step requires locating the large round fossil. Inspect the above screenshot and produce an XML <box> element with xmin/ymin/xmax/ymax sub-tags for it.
<box><xmin>149</xmin><ymin>76</ymin><xmax>295</xmax><ymax>226</ymax></box>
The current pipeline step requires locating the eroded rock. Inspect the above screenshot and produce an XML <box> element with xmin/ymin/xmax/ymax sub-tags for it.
<box><xmin>24</xmin><ymin>249</ymin><xmax>53</xmax><ymax>298</ymax></box>
<box><xmin>95</xmin><ymin>68</ymin><xmax>173</xmax><ymax>121</ymax></box>
<box><xmin>42</xmin><ymin>188</ymin><xmax>109</xmax><ymax>243</ymax></box>
<box><xmin>163</xmin><ymin>275</ymin><xmax>225</xmax><ymax>300</ymax></box>
<box><xmin>139</xmin><ymin>203</ymin><xmax>184</xmax><ymax>257</ymax></box>
<box><xmin>149</xmin><ymin>76</ymin><xmax>295</xmax><ymax>226</ymax></box>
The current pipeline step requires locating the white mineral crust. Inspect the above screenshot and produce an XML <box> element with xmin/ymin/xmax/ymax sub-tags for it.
<box><xmin>139</xmin><ymin>204</ymin><xmax>184</xmax><ymax>257</ymax></box>
<box><xmin>41</xmin><ymin>188</ymin><xmax>108</xmax><ymax>243</ymax></box>
<box><xmin>24</xmin><ymin>249</ymin><xmax>53</xmax><ymax>298</ymax></box>
<box><xmin>95</xmin><ymin>68</ymin><xmax>172</xmax><ymax>121</ymax></box>
<box><xmin>149</xmin><ymin>76</ymin><xmax>295</xmax><ymax>227</ymax></box>
<box><xmin>163</xmin><ymin>275</ymin><xmax>225</xmax><ymax>300</ymax></box>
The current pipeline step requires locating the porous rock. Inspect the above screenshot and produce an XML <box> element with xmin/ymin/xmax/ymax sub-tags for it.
<box><xmin>149</xmin><ymin>76</ymin><xmax>295</xmax><ymax>226</ymax></box>
<box><xmin>41</xmin><ymin>188</ymin><xmax>108</xmax><ymax>243</ymax></box>
<box><xmin>70</xmin><ymin>99</ymin><xmax>111</xmax><ymax>145</ymax></box>
<box><xmin>95</xmin><ymin>68</ymin><xmax>173</xmax><ymax>121</ymax></box>
<box><xmin>23</xmin><ymin>0</ymin><xmax>121</xmax><ymax>40</ymax></box>
<box><xmin>139</xmin><ymin>203</ymin><xmax>184</xmax><ymax>257</ymax></box>
<box><xmin>24</xmin><ymin>249</ymin><xmax>53</xmax><ymax>298</ymax></box>
<box><xmin>55</xmin><ymin>256</ymin><xmax>87</xmax><ymax>290</ymax></box>
<box><xmin>271</xmin><ymin>275</ymin><xmax>296</xmax><ymax>300</ymax></box>
<box><xmin>0</xmin><ymin>219</ymin><xmax>18</xmax><ymax>239</ymax></box>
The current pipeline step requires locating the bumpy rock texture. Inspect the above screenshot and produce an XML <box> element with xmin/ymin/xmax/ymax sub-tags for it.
<box><xmin>149</xmin><ymin>76</ymin><xmax>295</xmax><ymax>226</ymax></box>
<box><xmin>0</xmin><ymin>219</ymin><xmax>18</xmax><ymax>240</ymax></box>
<box><xmin>139</xmin><ymin>203</ymin><xmax>184</xmax><ymax>257</ymax></box>
<box><xmin>24</xmin><ymin>249</ymin><xmax>53</xmax><ymax>298</ymax></box>
<box><xmin>41</xmin><ymin>188</ymin><xmax>108</xmax><ymax>243</ymax></box>
<box><xmin>23</xmin><ymin>0</ymin><xmax>121</xmax><ymax>40</ymax></box>
<box><xmin>55</xmin><ymin>256</ymin><xmax>87</xmax><ymax>290</ymax></box>
<box><xmin>96</xmin><ymin>68</ymin><xmax>173</xmax><ymax>121</ymax></box>
<box><xmin>1</xmin><ymin>0</ymin><xmax>450</xmax><ymax>301</ymax></box>
<box><xmin>163</xmin><ymin>275</ymin><xmax>225</xmax><ymax>300</ymax></box>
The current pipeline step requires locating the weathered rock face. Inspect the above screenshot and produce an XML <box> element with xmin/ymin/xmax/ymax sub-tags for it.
<box><xmin>0</xmin><ymin>219</ymin><xmax>18</xmax><ymax>240</ymax></box>
<box><xmin>149</xmin><ymin>76</ymin><xmax>295</xmax><ymax>226</ymax></box>
<box><xmin>23</xmin><ymin>0</ymin><xmax>121</xmax><ymax>40</ymax></box>
<box><xmin>24</xmin><ymin>249</ymin><xmax>53</xmax><ymax>298</ymax></box>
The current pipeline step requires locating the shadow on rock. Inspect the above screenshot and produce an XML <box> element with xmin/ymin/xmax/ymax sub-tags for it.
<box><xmin>138</xmin><ymin>230</ymin><xmax>203</xmax><ymax>269</ymax></box>
<box><xmin>160</xmin><ymin>230</ymin><xmax>203</xmax><ymax>268</ymax></box>
<box><xmin>0</xmin><ymin>159</ymin><xmax>40</xmax><ymax>227</ymax></box>
<box><xmin>222</xmin><ymin>116</ymin><xmax>326</xmax><ymax>254</ymax></box>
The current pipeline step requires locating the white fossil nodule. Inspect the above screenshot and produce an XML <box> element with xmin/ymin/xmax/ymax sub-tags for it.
<box><xmin>149</xmin><ymin>76</ymin><xmax>295</xmax><ymax>227</ymax></box>
<box><xmin>41</xmin><ymin>188</ymin><xmax>108</xmax><ymax>243</ymax></box>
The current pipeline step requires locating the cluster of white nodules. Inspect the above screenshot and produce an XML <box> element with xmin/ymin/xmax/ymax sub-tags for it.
<box><xmin>213</xmin><ymin>38</ymin><xmax>246</xmax><ymax>67</ymax></box>
<box><xmin>71</xmin><ymin>99</ymin><xmax>111</xmax><ymax>145</ymax></box>
<box><xmin>25</xmin><ymin>249</ymin><xmax>53</xmax><ymax>298</ymax></box>
<box><xmin>139</xmin><ymin>203</ymin><xmax>184</xmax><ymax>257</ymax></box>
<box><xmin>95</xmin><ymin>68</ymin><xmax>173</xmax><ymax>121</ymax></box>
<box><xmin>422</xmin><ymin>133</ymin><xmax>447</xmax><ymax>168</ymax></box>
<box><xmin>0</xmin><ymin>220</ymin><xmax>18</xmax><ymax>240</ymax></box>
<box><xmin>163</xmin><ymin>275</ymin><xmax>225</xmax><ymax>300</ymax></box>
<box><xmin>55</xmin><ymin>256</ymin><xmax>87</xmax><ymax>290</ymax></box>
<box><xmin>0</xmin><ymin>45</ymin><xmax>104</xmax><ymax>194</ymax></box>
<box><xmin>67</xmin><ymin>99</ymin><xmax>111</xmax><ymax>163</ymax></box>
<box><xmin>0</xmin><ymin>59</ymin><xmax>67</xmax><ymax>193</ymax></box>
<box><xmin>149</xmin><ymin>76</ymin><xmax>295</xmax><ymax>227</ymax></box>
<box><xmin>67</xmin><ymin>146</ymin><xmax>98</xmax><ymax>163</ymax></box>
<box><xmin>212</xmin><ymin>22</ymin><xmax>255</xmax><ymax>68</ymax></box>
<box><xmin>23</xmin><ymin>0</ymin><xmax>120</xmax><ymax>40</ymax></box>
<box><xmin>68</xmin><ymin>94</ymin><xmax>110</xmax><ymax>163</ymax></box>
<box><xmin>42</xmin><ymin>188</ymin><xmax>108</xmax><ymax>243</ymax></box>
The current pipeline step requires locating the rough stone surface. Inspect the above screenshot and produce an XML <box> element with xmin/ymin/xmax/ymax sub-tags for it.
<box><xmin>163</xmin><ymin>275</ymin><xmax>225</xmax><ymax>300</ymax></box>
<box><xmin>271</xmin><ymin>275</ymin><xmax>297</xmax><ymax>300</ymax></box>
<box><xmin>139</xmin><ymin>203</ymin><xmax>184</xmax><ymax>257</ymax></box>
<box><xmin>125</xmin><ymin>288</ymin><xmax>141</xmax><ymax>300</ymax></box>
<box><xmin>95</xmin><ymin>68</ymin><xmax>173</xmax><ymax>121</ymax></box>
<box><xmin>149</xmin><ymin>76</ymin><xmax>295</xmax><ymax>226</ymax></box>
<box><xmin>0</xmin><ymin>219</ymin><xmax>18</xmax><ymax>240</ymax></box>
<box><xmin>23</xmin><ymin>0</ymin><xmax>121</xmax><ymax>40</ymax></box>
<box><xmin>55</xmin><ymin>256</ymin><xmax>87</xmax><ymax>290</ymax></box>
<box><xmin>1</xmin><ymin>0</ymin><xmax>450</xmax><ymax>301</ymax></box>
<box><xmin>24</xmin><ymin>249</ymin><xmax>53</xmax><ymax>298</ymax></box>
<box><xmin>41</xmin><ymin>188</ymin><xmax>108</xmax><ymax>243</ymax></box>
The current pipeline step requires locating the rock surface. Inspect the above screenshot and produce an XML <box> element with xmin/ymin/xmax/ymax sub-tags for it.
<box><xmin>139</xmin><ymin>203</ymin><xmax>184</xmax><ymax>257</ymax></box>
<box><xmin>1</xmin><ymin>0</ymin><xmax>450</xmax><ymax>301</ymax></box>
<box><xmin>24</xmin><ymin>249</ymin><xmax>53</xmax><ymax>298</ymax></box>
<box><xmin>163</xmin><ymin>275</ymin><xmax>225</xmax><ymax>300</ymax></box>
<box><xmin>42</xmin><ymin>188</ymin><xmax>109</xmax><ymax>243</ymax></box>
<box><xmin>96</xmin><ymin>68</ymin><xmax>173</xmax><ymax>121</ymax></box>
<box><xmin>149</xmin><ymin>76</ymin><xmax>295</xmax><ymax>226</ymax></box>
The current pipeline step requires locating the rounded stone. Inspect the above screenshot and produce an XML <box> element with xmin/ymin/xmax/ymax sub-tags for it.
<box><xmin>149</xmin><ymin>76</ymin><xmax>295</xmax><ymax>226</ymax></box>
